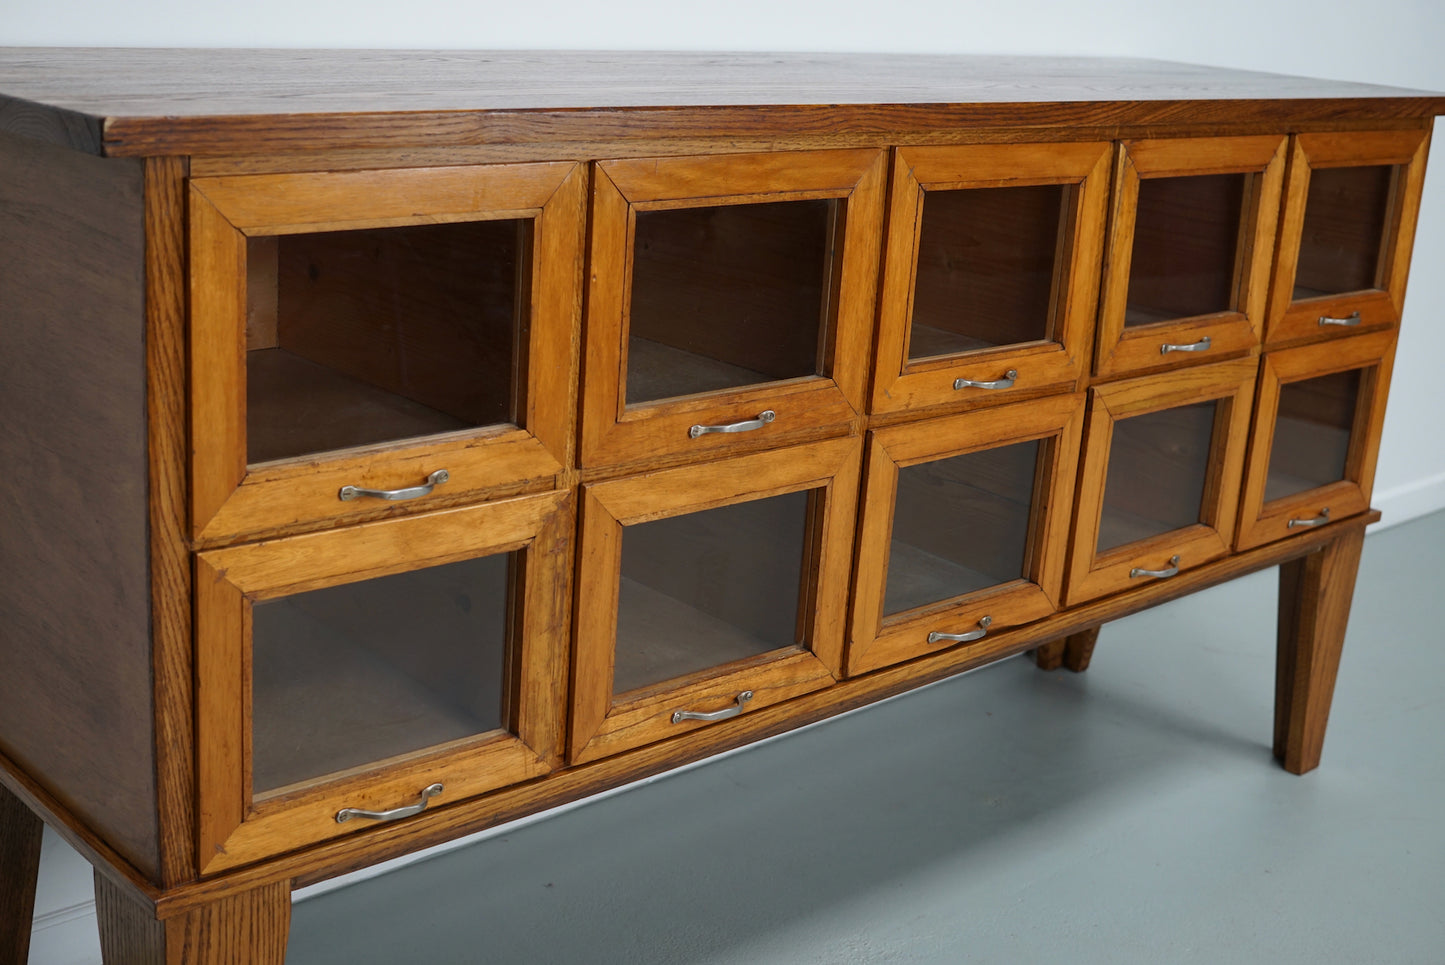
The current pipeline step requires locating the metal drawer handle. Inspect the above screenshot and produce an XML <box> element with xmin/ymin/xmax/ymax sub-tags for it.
<box><xmin>1318</xmin><ymin>312</ymin><xmax>1361</xmax><ymax>327</ymax></box>
<box><xmin>689</xmin><ymin>410</ymin><xmax>775</xmax><ymax>439</ymax></box>
<box><xmin>1160</xmin><ymin>336</ymin><xmax>1212</xmax><ymax>355</ymax></box>
<box><xmin>1287</xmin><ymin>507</ymin><xmax>1331</xmax><ymax>529</ymax></box>
<box><xmin>928</xmin><ymin>615</ymin><xmax>992</xmax><ymax>645</ymax></box>
<box><xmin>339</xmin><ymin>469</ymin><xmax>449</xmax><ymax>502</ymax></box>
<box><xmin>672</xmin><ymin>691</ymin><xmax>753</xmax><ymax>724</ymax></box>
<box><xmin>336</xmin><ymin>783</ymin><xmax>444</xmax><ymax>824</ymax></box>
<box><xmin>1130</xmin><ymin>555</ymin><xmax>1181</xmax><ymax>579</ymax></box>
<box><xmin>954</xmin><ymin>369</ymin><xmax>1018</xmax><ymax>391</ymax></box>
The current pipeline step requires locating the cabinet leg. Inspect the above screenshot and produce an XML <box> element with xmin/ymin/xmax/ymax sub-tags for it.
<box><xmin>95</xmin><ymin>873</ymin><xmax>291</xmax><ymax>965</ymax></box>
<box><xmin>0</xmin><ymin>784</ymin><xmax>44</xmax><ymax>965</ymax></box>
<box><xmin>1275</xmin><ymin>528</ymin><xmax>1366</xmax><ymax>775</ymax></box>
<box><xmin>1034</xmin><ymin>627</ymin><xmax>1099</xmax><ymax>673</ymax></box>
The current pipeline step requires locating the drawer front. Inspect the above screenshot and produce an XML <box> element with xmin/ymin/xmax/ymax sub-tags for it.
<box><xmin>869</xmin><ymin>143</ymin><xmax>1110</xmax><ymax>415</ymax></box>
<box><xmin>1065</xmin><ymin>357</ymin><xmax>1258</xmax><ymax>606</ymax></box>
<box><xmin>1266</xmin><ymin>130</ymin><xmax>1431</xmax><ymax>347</ymax></box>
<box><xmin>1236</xmin><ymin>330</ymin><xmax>1397</xmax><ymax>550</ymax></box>
<box><xmin>193</xmin><ymin>493</ymin><xmax>574</xmax><ymax>873</ymax></box>
<box><xmin>579</xmin><ymin>149</ymin><xmax>886</xmax><ymax>470</ymax></box>
<box><xmin>1093</xmin><ymin>136</ymin><xmax>1286</xmax><ymax>379</ymax></box>
<box><xmin>569</xmin><ymin>436</ymin><xmax>862</xmax><ymax>763</ymax></box>
<box><xmin>189</xmin><ymin>162</ymin><xmax>586</xmax><ymax>543</ymax></box>
<box><xmin>846</xmin><ymin>393</ymin><xmax>1085</xmax><ymax>675</ymax></box>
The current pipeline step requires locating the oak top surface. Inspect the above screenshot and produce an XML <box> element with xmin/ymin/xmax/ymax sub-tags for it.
<box><xmin>1</xmin><ymin>49</ymin><xmax>1441</xmax><ymax>157</ymax></box>
<box><xmin>2</xmin><ymin>48</ymin><xmax>1441</xmax><ymax>115</ymax></box>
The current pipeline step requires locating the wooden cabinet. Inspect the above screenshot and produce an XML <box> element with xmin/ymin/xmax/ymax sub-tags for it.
<box><xmin>1</xmin><ymin>49</ymin><xmax>1441</xmax><ymax>965</ymax></box>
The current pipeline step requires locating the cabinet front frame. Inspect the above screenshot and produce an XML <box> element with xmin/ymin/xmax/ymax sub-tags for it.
<box><xmin>193</xmin><ymin>492</ymin><xmax>574</xmax><ymax>875</ymax></box>
<box><xmin>847</xmin><ymin>393</ymin><xmax>1085</xmax><ymax>676</ymax></box>
<box><xmin>1094</xmin><ymin>135</ymin><xmax>1286</xmax><ymax>379</ymax></box>
<box><xmin>569</xmin><ymin>436</ymin><xmax>862</xmax><ymax>764</ymax></box>
<box><xmin>1265</xmin><ymin>128</ymin><xmax>1431</xmax><ymax>347</ymax></box>
<box><xmin>1236</xmin><ymin>330</ymin><xmax>1397</xmax><ymax>550</ymax></box>
<box><xmin>1065</xmin><ymin>356</ymin><xmax>1258</xmax><ymax>606</ymax></box>
<box><xmin>870</xmin><ymin>142</ymin><xmax>1111</xmax><ymax>415</ymax></box>
<box><xmin>580</xmin><ymin>149</ymin><xmax>886</xmax><ymax>470</ymax></box>
<box><xmin>189</xmin><ymin>162</ymin><xmax>587</xmax><ymax>543</ymax></box>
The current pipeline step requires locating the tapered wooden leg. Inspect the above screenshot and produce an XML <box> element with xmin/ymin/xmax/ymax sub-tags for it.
<box><xmin>95</xmin><ymin>873</ymin><xmax>291</xmax><ymax>965</ymax></box>
<box><xmin>0</xmin><ymin>784</ymin><xmax>44</xmax><ymax>965</ymax></box>
<box><xmin>1275</xmin><ymin>527</ymin><xmax>1366</xmax><ymax>775</ymax></box>
<box><xmin>1034</xmin><ymin>627</ymin><xmax>1100</xmax><ymax>673</ymax></box>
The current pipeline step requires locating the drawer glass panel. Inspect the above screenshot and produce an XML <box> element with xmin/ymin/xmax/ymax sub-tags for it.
<box><xmin>625</xmin><ymin>200</ymin><xmax>835</xmax><ymax>405</ymax></box>
<box><xmin>1266</xmin><ymin>368</ymin><xmax>1362</xmax><ymax>502</ymax></box>
<box><xmin>909</xmin><ymin>184</ymin><xmax>1066</xmax><ymax>359</ymax></box>
<box><xmin>1294</xmin><ymin>165</ymin><xmax>1395</xmax><ymax>299</ymax></box>
<box><xmin>246</xmin><ymin>220</ymin><xmax>526</xmax><ymax>464</ymax></box>
<box><xmin>614</xmin><ymin>489</ymin><xmax>810</xmax><ymax>694</ymax></box>
<box><xmin>1125</xmin><ymin>174</ymin><xmax>1246</xmax><ymax>326</ymax></box>
<box><xmin>884</xmin><ymin>440</ymin><xmax>1040</xmax><ymax>615</ymax></box>
<box><xmin>1097</xmin><ymin>400</ymin><xmax>1218</xmax><ymax>552</ymax></box>
<box><xmin>250</xmin><ymin>553</ymin><xmax>513</xmax><ymax>794</ymax></box>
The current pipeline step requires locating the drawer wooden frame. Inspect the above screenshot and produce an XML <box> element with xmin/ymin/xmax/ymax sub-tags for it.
<box><xmin>189</xmin><ymin>162</ymin><xmax>587</xmax><ymax>543</ymax></box>
<box><xmin>580</xmin><ymin>149</ymin><xmax>886</xmax><ymax>470</ymax></box>
<box><xmin>569</xmin><ymin>436</ymin><xmax>863</xmax><ymax>764</ymax></box>
<box><xmin>1236</xmin><ymin>330</ymin><xmax>1397</xmax><ymax>550</ymax></box>
<box><xmin>847</xmin><ymin>393</ymin><xmax>1085</xmax><ymax>675</ymax></box>
<box><xmin>193</xmin><ymin>492</ymin><xmax>574</xmax><ymax>874</ymax></box>
<box><xmin>871</xmin><ymin>142</ymin><xmax>1111</xmax><ymax>415</ymax></box>
<box><xmin>1065</xmin><ymin>357</ymin><xmax>1258</xmax><ymax>605</ymax></box>
<box><xmin>1094</xmin><ymin>136</ymin><xmax>1287</xmax><ymax>379</ymax></box>
<box><xmin>1265</xmin><ymin>129</ymin><xmax>1431</xmax><ymax>346</ymax></box>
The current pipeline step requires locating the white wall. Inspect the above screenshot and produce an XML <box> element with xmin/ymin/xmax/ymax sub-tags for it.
<box><xmin>5</xmin><ymin>2</ymin><xmax>1444</xmax><ymax>959</ymax></box>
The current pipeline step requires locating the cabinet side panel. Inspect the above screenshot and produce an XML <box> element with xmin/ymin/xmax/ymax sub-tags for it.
<box><xmin>0</xmin><ymin>130</ymin><xmax>159</xmax><ymax>878</ymax></box>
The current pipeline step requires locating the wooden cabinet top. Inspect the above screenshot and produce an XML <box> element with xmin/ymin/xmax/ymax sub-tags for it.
<box><xmin>2</xmin><ymin>48</ymin><xmax>1442</xmax><ymax>157</ymax></box>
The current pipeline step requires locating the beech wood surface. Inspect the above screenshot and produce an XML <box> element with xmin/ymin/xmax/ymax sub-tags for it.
<box><xmin>1</xmin><ymin>50</ymin><xmax>1442</xmax><ymax>156</ymax></box>
<box><xmin>0</xmin><ymin>783</ymin><xmax>43</xmax><ymax>965</ymax></box>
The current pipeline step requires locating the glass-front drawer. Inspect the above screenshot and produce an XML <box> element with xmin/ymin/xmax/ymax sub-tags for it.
<box><xmin>1237</xmin><ymin>331</ymin><xmax>1396</xmax><ymax>550</ymax></box>
<box><xmin>1266</xmin><ymin>129</ymin><xmax>1431</xmax><ymax>345</ymax></box>
<box><xmin>189</xmin><ymin>163</ymin><xmax>585</xmax><ymax>542</ymax></box>
<box><xmin>570</xmin><ymin>436</ymin><xmax>861</xmax><ymax>763</ymax></box>
<box><xmin>580</xmin><ymin>150</ymin><xmax>885</xmax><ymax>469</ymax></box>
<box><xmin>870</xmin><ymin>143</ymin><xmax>1110</xmax><ymax>414</ymax></box>
<box><xmin>1094</xmin><ymin>136</ymin><xmax>1285</xmax><ymax>378</ymax></box>
<box><xmin>193</xmin><ymin>492</ymin><xmax>574</xmax><ymax>873</ymax></box>
<box><xmin>847</xmin><ymin>393</ymin><xmax>1084</xmax><ymax>675</ymax></box>
<box><xmin>1065</xmin><ymin>357</ymin><xmax>1258</xmax><ymax>605</ymax></box>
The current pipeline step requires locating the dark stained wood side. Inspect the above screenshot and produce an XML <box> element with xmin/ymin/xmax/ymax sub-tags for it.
<box><xmin>146</xmin><ymin>156</ymin><xmax>199</xmax><ymax>886</ymax></box>
<box><xmin>96</xmin><ymin>872</ymin><xmax>291</xmax><ymax>965</ymax></box>
<box><xmin>0</xmin><ymin>129</ymin><xmax>160</xmax><ymax>879</ymax></box>
<box><xmin>0</xmin><ymin>782</ymin><xmax>44</xmax><ymax>965</ymax></box>
<box><xmin>0</xmin><ymin>93</ymin><xmax>104</xmax><ymax>153</ymax></box>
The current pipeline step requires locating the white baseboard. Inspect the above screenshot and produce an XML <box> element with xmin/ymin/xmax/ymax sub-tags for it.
<box><xmin>1370</xmin><ymin>472</ymin><xmax>1445</xmax><ymax>530</ymax></box>
<box><xmin>29</xmin><ymin>901</ymin><xmax>100</xmax><ymax>965</ymax></box>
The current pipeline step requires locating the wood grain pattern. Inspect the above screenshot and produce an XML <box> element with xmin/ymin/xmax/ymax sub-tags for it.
<box><xmin>143</xmin><ymin>509</ymin><xmax>1380</xmax><ymax>915</ymax></box>
<box><xmin>96</xmin><ymin>873</ymin><xmax>290</xmax><ymax>965</ymax></box>
<box><xmin>0</xmin><ymin>782</ymin><xmax>43</xmax><ymax>964</ymax></box>
<box><xmin>1275</xmin><ymin>527</ymin><xmax>1367</xmax><ymax>774</ymax></box>
<box><xmin>1032</xmin><ymin>627</ymin><xmax>1100</xmax><ymax>671</ymax></box>
<box><xmin>0</xmin><ymin>50</ymin><xmax>1441</xmax><ymax>157</ymax></box>
<box><xmin>0</xmin><ymin>130</ymin><xmax>161</xmax><ymax>879</ymax></box>
<box><xmin>145</xmin><ymin>156</ymin><xmax>199</xmax><ymax>886</ymax></box>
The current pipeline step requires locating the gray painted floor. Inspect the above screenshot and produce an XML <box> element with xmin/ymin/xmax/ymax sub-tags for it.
<box><xmin>287</xmin><ymin>512</ymin><xmax>1445</xmax><ymax>965</ymax></box>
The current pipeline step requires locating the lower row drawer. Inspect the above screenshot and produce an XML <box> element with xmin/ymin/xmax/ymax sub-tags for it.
<box><xmin>191</xmin><ymin>337</ymin><xmax>1394</xmax><ymax>872</ymax></box>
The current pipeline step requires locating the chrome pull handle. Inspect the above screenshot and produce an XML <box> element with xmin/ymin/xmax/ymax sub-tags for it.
<box><xmin>1160</xmin><ymin>336</ymin><xmax>1211</xmax><ymax>355</ymax></box>
<box><xmin>672</xmin><ymin>691</ymin><xmax>753</xmax><ymax>724</ymax></box>
<box><xmin>1318</xmin><ymin>312</ymin><xmax>1361</xmax><ymax>327</ymax></box>
<box><xmin>689</xmin><ymin>410</ymin><xmax>776</xmax><ymax>439</ymax></box>
<box><xmin>339</xmin><ymin>469</ymin><xmax>449</xmax><ymax>502</ymax></box>
<box><xmin>927</xmin><ymin>615</ymin><xmax>992</xmax><ymax>645</ymax></box>
<box><xmin>1130</xmin><ymin>555</ymin><xmax>1181</xmax><ymax>580</ymax></box>
<box><xmin>336</xmin><ymin>783</ymin><xmax>443</xmax><ymax>824</ymax></box>
<box><xmin>953</xmin><ymin>369</ymin><xmax>1018</xmax><ymax>391</ymax></box>
<box><xmin>1287</xmin><ymin>507</ymin><xmax>1331</xmax><ymax>529</ymax></box>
